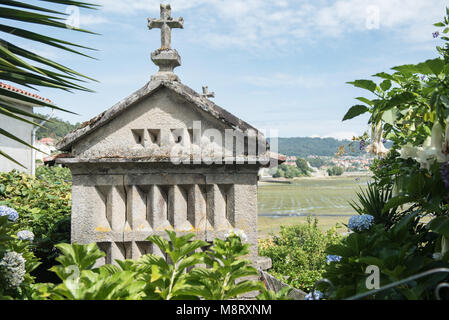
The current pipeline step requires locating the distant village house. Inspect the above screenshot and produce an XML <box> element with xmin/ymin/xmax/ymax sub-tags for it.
<box><xmin>0</xmin><ymin>82</ymin><xmax>52</xmax><ymax>174</ymax></box>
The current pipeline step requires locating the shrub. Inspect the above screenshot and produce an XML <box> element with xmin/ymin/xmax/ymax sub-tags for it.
<box><xmin>32</xmin><ymin>230</ymin><xmax>285</xmax><ymax>300</ymax></box>
<box><xmin>327</xmin><ymin>166</ymin><xmax>344</xmax><ymax>176</ymax></box>
<box><xmin>324</xmin><ymin>213</ymin><xmax>441</xmax><ymax>299</ymax></box>
<box><xmin>273</xmin><ymin>164</ymin><xmax>306</xmax><ymax>179</ymax></box>
<box><xmin>327</xmin><ymin>8</ymin><xmax>449</xmax><ymax>300</ymax></box>
<box><xmin>0</xmin><ymin>167</ymin><xmax>72</xmax><ymax>282</ymax></box>
<box><xmin>258</xmin><ymin>217</ymin><xmax>341</xmax><ymax>292</ymax></box>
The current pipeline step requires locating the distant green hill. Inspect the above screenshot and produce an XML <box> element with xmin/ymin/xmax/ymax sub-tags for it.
<box><xmin>271</xmin><ymin>137</ymin><xmax>364</xmax><ymax>157</ymax></box>
<box><xmin>35</xmin><ymin>113</ymin><xmax>80</xmax><ymax>141</ymax></box>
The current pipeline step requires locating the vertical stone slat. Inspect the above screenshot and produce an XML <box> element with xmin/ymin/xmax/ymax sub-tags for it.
<box><xmin>127</xmin><ymin>185</ymin><xmax>152</xmax><ymax>232</ymax></box>
<box><xmin>217</xmin><ymin>185</ymin><xmax>232</xmax><ymax>231</ymax></box>
<box><xmin>232</xmin><ymin>183</ymin><xmax>258</xmax><ymax>259</ymax></box>
<box><xmin>94</xmin><ymin>186</ymin><xmax>112</xmax><ymax>232</ymax></box>
<box><xmin>168</xmin><ymin>185</ymin><xmax>193</xmax><ymax>232</ymax></box>
<box><xmin>189</xmin><ymin>184</ymin><xmax>208</xmax><ymax>238</ymax></box>
<box><xmin>108</xmin><ymin>186</ymin><xmax>127</xmax><ymax>232</ymax></box>
<box><xmin>110</xmin><ymin>242</ymin><xmax>127</xmax><ymax>264</ymax></box>
<box><xmin>150</xmin><ymin>185</ymin><xmax>171</xmax><ymax>231</ymax></box>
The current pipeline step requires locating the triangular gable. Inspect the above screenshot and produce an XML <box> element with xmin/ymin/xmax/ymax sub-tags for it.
<box><xmin>56</xmin><ymin>80</ymin><xmax>261</xmax><ymax>151</ymax></box>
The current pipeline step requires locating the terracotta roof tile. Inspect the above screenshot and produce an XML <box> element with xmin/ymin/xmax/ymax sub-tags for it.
<box><xmin>0</xmin><ymin>82</ymin><xmax>51</xmax><ymax>103</ymax></box>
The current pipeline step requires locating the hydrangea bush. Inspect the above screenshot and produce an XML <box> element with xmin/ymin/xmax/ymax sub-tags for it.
<box><xmin>0</xmin><ymin>210</ymin><xmax>40</xmax><ymax>299</ymax></box>
<box><xmin>0</xmin><ymin>167</ymin><xmax>72</xmax><ymax>282</ymax></box>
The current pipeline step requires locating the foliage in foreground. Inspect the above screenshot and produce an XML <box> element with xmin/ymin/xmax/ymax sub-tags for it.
<box><xmin>0</xmin><ymin>210</ymin><xmax>290</xmax><ymax>300</ymax></box>
<box><xmin>34</xmin><ymin>230</ymin><xmax>290</xmax><ymax>300</ymax></box>
<box><xmin>258</xmin><ymin>217</ymin><xmax>341</xmax><ymax>292</ymax></box>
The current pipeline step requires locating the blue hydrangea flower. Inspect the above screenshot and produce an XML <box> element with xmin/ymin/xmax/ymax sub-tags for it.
<box><xmin>326</xmin><ymin>255</ymin><xmax>342</xmax><ymax>263</ymax></box>
<box><xmin>17</xmin><ymin>230</ymin><xmax>34</xmax><ymax>241</ymax></box>
<box><xmin>304</xmin><ymin>290</ymin><xmax>323</xmax><ymax>300</ymax></box>
<box><xmin>348</xmin><ymin>214</ymin><xmax>374</xmax><ymax>232</ymax></box>
<box><xmin>0</xmin><ymin>251</ymin><xmax>26</xmax><ymax>289</ymax></box>
<box><xmin>0</xmin><ymin>205</ymin><xmax>19</xmax><ymax>222</ymax></box>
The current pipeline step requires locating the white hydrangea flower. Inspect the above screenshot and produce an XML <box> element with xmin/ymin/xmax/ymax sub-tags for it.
<box><xmin>225</xmin><ymin>228</ymin><xmax>248</xmax><ymax>241</ymax></box>
<box><xmin>17</xmin><ymin>230</ymin><xmax>34</xmax><ymax>241</ymax></box>
<box><xmin>0</xmin><ymin>251</ymin><xmax>26</xmax><ymax>290</ymax></box>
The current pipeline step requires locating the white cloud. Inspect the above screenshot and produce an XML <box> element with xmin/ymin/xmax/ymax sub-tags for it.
<box><xmin>323</xmin><ymin>131</ymin><xmax>360</xmax><ymax>141</ymax></box>
<box><xmin>80</xmin><ymin>14</ymin><xmax>109</xmax><ymax>27</ymax></box>
<box><xmin>93</xmin><ymin>0</ymin><xmax>448</xmax><ymax>50</ymax></box>
<box><xmin>242</xmin><ymin>73</ymin><xmax>327</xmax><ymax>89</ymax></box>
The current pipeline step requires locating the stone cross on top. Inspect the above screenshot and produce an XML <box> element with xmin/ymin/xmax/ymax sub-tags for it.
<box><xmin>202</xmin><ymin>86</ymin><xmax>215</xmax><ymax>98</ymax></box>
<box><xmin>148</xmin><ymin>4</ymin><xmax>183</xmax><ymax>82</ymax></box>
<box><xmin>148</xmin><ymin>4</ymin><xmax>183</xmax><ymax>50</ymax></box>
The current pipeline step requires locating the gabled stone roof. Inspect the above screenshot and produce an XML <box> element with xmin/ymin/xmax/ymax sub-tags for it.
<box><xmin>56</xmin><ymin>80</ymin><xmax>260</xmax><ymax>151</ymax></box>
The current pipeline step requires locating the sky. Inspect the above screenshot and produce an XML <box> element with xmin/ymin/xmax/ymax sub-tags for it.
<box><xmin>6</xmin><ymin>0</ymin><xmax>449</xmax><ymax>139</ymax></box>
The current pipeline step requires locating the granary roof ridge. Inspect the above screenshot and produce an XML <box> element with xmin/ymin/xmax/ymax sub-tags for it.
<box><xmin>56</xmin><ymin>80</ymin><xmax>263</xmax><ymax>151</ymax></box>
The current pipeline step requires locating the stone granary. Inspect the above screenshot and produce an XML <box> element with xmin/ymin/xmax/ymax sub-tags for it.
<box><xmin>56</xmin><ymin>4</ymin><xmax>283</xmax><ymax>268</ymax></box>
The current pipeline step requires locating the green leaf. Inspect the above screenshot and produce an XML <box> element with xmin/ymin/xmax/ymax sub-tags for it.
<box><xmin>392</xmin><ymin>58</ymin><xmax>445</xmax><ymax>75</ymax></box>
<box><xmin>382</xmin><ymin>109</ymin><xmax>397</xmax><ymax>125</ymax></box>
<box><xmin>342</xmin><ymin>105</ymin><xmax>370</xmax><ymax>121</ymax></box>
<box><xmin>373</xmin><ymin>72</ymin><xmax>395</xmax><ymax>80</ymax></box>
<box><xmin>385</xmin><ymin>92</ymin><xmax>416</xmax><ymax>109</ymax></box>
<box><xmin>347</xmin><ymin>80</ymin><xmax>377</xmax><ymax>93</ymax></box>
<box><xmin>434</xmin><ymin>22</ymin><xmax>445</xmax><ymax>27</ymax></box>
<box><xmin>428</xmin><ymin>216</ymin><xmax>449</xmax><ymax>237</ymax></box>
<box><xmin>225</xmin><ymin>281</ymin><xmax>264</xmax><ymax>299</ymax></box>
<box><xmin>380</xmin><ymin>80</ymin><xmax>392</xmax><ymax>92</ymax></box>
<box><xmin>440</xmin><ymin>95</ymin><xmax>449</xmax><ymax>109</ymax></box>
<box><xmin>355</xmin><ymin>97</ymin><xmax>374</xmax><ymax>106</ymax></box>
<box><xmin>54</xmin><ymin>243</ymin><xmax>105</xmax><ymax>271</ymax></box>
<box><xmin>425</xmin><ymin>58</ymin><xmax>445</xmax><ymax>74</ymax></box>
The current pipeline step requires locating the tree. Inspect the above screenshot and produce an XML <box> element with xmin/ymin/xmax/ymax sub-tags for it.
<box><xmin>296</xmin><ymin>158</ymin><xmax>312</xmax><ymax>176</ymax></box>
<box><xmin>0</xmin><ymin>0</ymin><xmax>98</xmax><ymax>167</ymax></box>
<box><xmin>327</xmin><ymin>166</ymin><xmax>344</xmax><ymax>176</ymax></box>
<box><xmin>35</xmin><ymin>113</ymin><xmax>80</xmax><ymax>140</ymax></box>
<box><xmin>306</xmin><ymin>157</ymin><xmax>327</xmax><ymax>168</ymax></box>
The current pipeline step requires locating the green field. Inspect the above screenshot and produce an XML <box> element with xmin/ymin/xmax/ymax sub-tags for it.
<box><xmin>257</xmin><ymin>175</ymin><xmax>372</xmax><ymax>237</ymax></box>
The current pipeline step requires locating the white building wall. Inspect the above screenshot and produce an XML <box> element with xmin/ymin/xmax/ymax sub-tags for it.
<box><xmin>0</xmin><ymin>103</ymin><xmax>34</xmax><ymax>174</ymax></box>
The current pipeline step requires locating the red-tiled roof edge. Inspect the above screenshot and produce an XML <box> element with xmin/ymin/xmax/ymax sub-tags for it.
<box><xmin>0</xmin><ymin>82</ymin><xmax>52</xmax><ymax>103</ymax></box>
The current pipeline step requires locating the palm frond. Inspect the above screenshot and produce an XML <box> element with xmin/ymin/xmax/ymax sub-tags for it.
<box><xmin>0</xmin><ymin>0</ymin><xmax>98</xmax><ymax>167</ymax></box>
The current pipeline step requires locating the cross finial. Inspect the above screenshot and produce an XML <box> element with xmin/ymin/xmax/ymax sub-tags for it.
<box><xmin>202</xmin><ymin>86</ymin><xmax>215</xmax><ymax>98</ymax></box>
<box><xmin>148</xmin><ymin>4</ymin><xmax>184</xmax><ymax>50</ymax></box>
<box><xmin>147</xmin><ymin>4</ymin><xmax>183</xmax><ymax>82</ymax></box>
